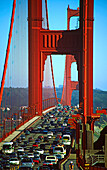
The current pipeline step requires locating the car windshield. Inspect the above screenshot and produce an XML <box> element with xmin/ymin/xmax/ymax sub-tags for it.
<box><xmin>46</xmin><ymin>156</ymin><xmax>55</xmax><ymax>160</ymax></box>
<box><xmin>21</xmin><ymin>158</ymin><xmax>32</xmax><ymax>162</ymax></box>
<box><xmin>63</xmin><ymin>137</ymin><xmax>70</xmax><ymax>140</ymax></box>
<box><xmin>55</xmin><ymin>147</ymin><xmax>63</xmax><ymax>152</ymax></box>
<box><xmin>10</xmin><ymin>158</ymin><xmax>18</xmax><ymax>161</ymax></box>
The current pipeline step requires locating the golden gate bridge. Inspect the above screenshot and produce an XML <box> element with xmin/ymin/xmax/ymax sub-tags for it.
<box><xmin>0</xmin><ymin>0</ymin><xmax>107</xmax><ymax>169</ymax></box>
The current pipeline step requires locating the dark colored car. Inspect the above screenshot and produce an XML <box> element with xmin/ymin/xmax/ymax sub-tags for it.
<box><xmin>40</xmin><ymin>144</ymin><xmax>45</xmax><ymax>150</ymax></box>
<box><xmin>33</xmin><ymin>156</ymin><xmax>41</xmax><ymax>163</ymax></box>
<box><xmin>38</xmin><ymin>135</ymin><xmax>44</xmax><ymax>140</ymax></box>
<box><xmin>44</xmin><ymin>137</ymin><xmax>49</xmax><ymax>142</ymax></box>
<box><xmin>35</xmin><ymin>139</ymin><xmax>41</xmax><ymax>143</ymax></box>
<box><xmin>9</xmin><ymin>152</ymin><xmax>17</xmax><ymax>158</ymax></box>
<box><xmin>28</xmin><ymin>136</ymin><xmax>34</xmax><ymax>142</ymax></box>
<box><xmin>1</xmin><ymin>160</ymin><xmax>10</xmax><ymax>169</ymax></box>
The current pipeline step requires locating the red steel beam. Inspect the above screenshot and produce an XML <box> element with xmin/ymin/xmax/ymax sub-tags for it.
<box><xmin>28</xmin><ymin>0</ymin><xmax>42</xmax><ymax>115</ymax></box>
<box><xmin>0</xmin><ymin>0</ymin><xmax>16</xmax><ymax>107</ymax></box>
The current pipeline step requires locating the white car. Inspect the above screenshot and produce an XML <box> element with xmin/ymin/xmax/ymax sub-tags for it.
<box><xmin>17</xmin><ymin>147</ymin><xmax>24</xmax><ymax>152</ymax></box>
<box><xmin>27</xmin><ymin>152</ymin><xmax>34</xmax><ymax>158</ymax></box>
<box><xmin>47</xmin><ymin>131</ymin><xmax>53</xmax><ymax>136</ymax></box>
<box><xmin>63</xmin><ymin>123</ymin><xmax>67</xmax><ymax>126</ymax></box>
<box><xmin>45</xmin><ymin>155</ymin><xmax>58</xmax><ymax>164</ymax></box>
<box><xmin>9</xmin><ymin>158</ymin><xmax>20</xmax><ymax>165</ymax></box>
<box><xmin>62</xmin><ymin>134</ymin><xmax>71</xmax><ymax>145</ymax></box>
<box><xmin>36</xmin><ymin>149</ymin><xmax>44</xmax><ymax>155</ymax></box>
<box><xmin>53</xmin><ymin>145</ymin><xmax>66</xmax><ymax>159</ymax></box>
<box><xmin>47</xmin><ymin>135</ymin><xmax>52</xmax><ymax>139</ymax></box>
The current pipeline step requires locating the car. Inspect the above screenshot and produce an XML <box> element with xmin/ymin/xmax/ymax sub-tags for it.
<box><xmin>63</xmin><ymin>123</ymin><xmax>67</xmax><ymax>126</ymax></box>
<box><xmin>37</xmin><ymin>125</ymin><xmax>42</xmax><ymax>129</ymax></box>
<box><xmin>38</xmin><ymin>135</ymin><xmax>44</xmax><ymax>140</ymax></box>
<box><xmin>21</xmin><ymin>157</ymin><xmax>34</xmax><ymax>168</ymax></box>
<box><xmin>1</xmin><ymin>160</ymin><xmax>10</xmax><ymax>169</ymax></box>
<box><xmin>9</xmin><ymin>152</ymin><xmax>17</xmax><ymax>158</ymax></box>
<box><xmin>20</xmin><ymin>134</ymin><xmax>25</xmax><ymax>140</ymax></box>
<box><xmin>29</xmin><ymin>147</ymin><xmax>35</xmax><ymax>152</ymax></box>
<box><xmin>16</xmin><ymin>138</ymin><xmax>22</xmax><ymax>143</ymax></box>
<box><xmin>42</xmin><ymin>129</ymin><xmax>48</xmax><ymax>134</ymax></box>
<box><xmin>56</xmin><ymin>134</ymin><xmax>62</xmax><ymax>139</ymax></box>
<box><xmin>17</xmin><ymin>151</ymin><xmax>25</xmax><ymax>159</ymax></box>
<box><xmin>35</xmin><ymin>149</ymin><xmax>44</xmax><ymax>155</ymax></box>
<box><xmin>62</xmin><ymin>134</ymin><xmax>71</xmax><ymax>145</ymax></box>
<box><xmin>53</xmin><ymin>140</ymin><xmax>60</xmax><ymax>146</ymax></box>
<box><xmin>45</xmin><ymin>155</ymin><xmax>58</xmax><ymax>164</ymax></box>
<box><xmin>23</xmin><ymin>140</ymin><xmax>28</xmax><ymax>145</ymax></box>
<box><xmin>47</xmin><ymin>131</ymin><xmax>53</xmax><ymax>136</ymax></box>
<box><xmin>33</xmin><ymin>156</ymin><xmax>41</xmax><ymax>163</ymax></box>
<box><xmin>17</xmin><ymin>147</ymin><xmax>24</xmax><ymax>152</ymax></box>
<box><xmin>28</xmin><ymin>136</ymin><xmax>34</xmax><ymax>142</ymax></box>
<box><xmin>25</xmin><ymin>130</ymin><xmax>30</xmax><ymax>135</ymax></box>
<box><xmin>35</xmin><ymin>139</ymin><xmax>41</xmax><ymax>143</ymax></box>
<box><xmin>27</xmin><ymin>152</ymin><xmax>34</xmax><ymax>158</ymax></box>
<box><xmin>33</xmin><ymin>142</ymin><xmax>38</xmax><ymax>148</ymax></box>
<box><xmin>47</xmin><ymin>135</ymin><xmax>52</xmax><ymax>139</ymax></box>
<box><xmin>44</xmin><ymin>137</ymin><xmax>49</xmax><ymax>142</ymax></box>
<box><xmin>34</xmin><ymin>151</ymin><xmax>40</xmax><ymax>157</ymax></box>
<box><xmin>13</xmin><ymin>141</ymin><xmax>18</xmax><ymax>147</ymax></box>
<box><xmin>40</xmin><ymin>144</ymin><xmax>45</xmax><ymax>150</ymax></box>
<box><xmin>43</xmin><ymin>160</ymin><xmax>54</xmax><ymax>166</ymax></box>
<box><xmin>0</xmin><ymin>164</ymin><xmax>3</xmax><ymax>170</ymax></box>
<box><xmin>9</xmin><ymin>157</ymin><xmax>20</xmax><ymax>165</ymax></box>
<box><xmin>53</xmin><ymin>145</ymin><xmax>66</xmax><ymax>159</ymax></box>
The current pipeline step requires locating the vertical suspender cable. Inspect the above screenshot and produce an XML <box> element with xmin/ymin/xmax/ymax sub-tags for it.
<box><xmin>0</xmin><ymin>0</ymin><xmax>16</xmax><ymax>107</ymax></box>
<box><xmin>45</xmin><ymin>0</ymin><xmax>58</xmax><ymax>104</ymax></box>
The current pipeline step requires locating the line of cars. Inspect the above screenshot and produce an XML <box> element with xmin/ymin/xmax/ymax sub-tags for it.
<box><xmin>1</xmin><ymin>105</ymin><xmax>74</xmax><ymax>170</ymax></box>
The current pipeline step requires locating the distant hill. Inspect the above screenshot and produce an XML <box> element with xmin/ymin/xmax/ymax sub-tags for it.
<box><xmin>1</xmin><ymin>88</ymin><xmax>107</xmax><ymax>112</ymax></box>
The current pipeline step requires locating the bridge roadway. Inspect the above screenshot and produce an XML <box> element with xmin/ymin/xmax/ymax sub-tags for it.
<box><xmin>0</xmin><ymin>107</ymin><xmax>55</xmax><ymax>150</ymax></box>
<box><xmin>0</xmin><ymin>106</ymin><xmax>79</xmax><ymax>170</ymax></box>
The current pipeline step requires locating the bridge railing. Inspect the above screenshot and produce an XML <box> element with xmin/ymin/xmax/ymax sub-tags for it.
<box><xmin>0</xmin><ymin>98</ymin><xmax>60</xmax><ymax>142</ymax></box>
<box><xmin>86</xmin><ymin>154</ymin><xmax>105</xmax><ymax>166</ymax></box>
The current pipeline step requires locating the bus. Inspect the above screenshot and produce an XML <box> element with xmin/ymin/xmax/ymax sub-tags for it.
<box><xmin>62</xmin><ymin>134</ymin><xmax>71</xmax><ymax>145</ymax></box>
<box><xmin>2</xmin><ymin>142</ymin><xmax>14</xmax><ymax>154</ymax></box>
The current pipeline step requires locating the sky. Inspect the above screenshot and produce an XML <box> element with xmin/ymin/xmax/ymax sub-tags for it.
<box><xmin>0</xmin><ymin>0</ymin><xmax>107</xmax><ymax>90</ymax></box>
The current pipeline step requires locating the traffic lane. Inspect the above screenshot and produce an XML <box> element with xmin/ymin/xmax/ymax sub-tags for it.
<box><xmin>12</xmin><ymin>108</ymin><xmax>73</xmax><ymax>169</ymax></box>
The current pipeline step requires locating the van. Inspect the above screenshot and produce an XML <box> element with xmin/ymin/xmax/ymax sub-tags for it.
<box><xmin>62</xmin><ymin>134</ymin><xmax>71</xmax><ymax>145</ymax></box>
<box><xmin>53</xmin><ymin>145</ymin><xmax>66</xmax><ymax>159</ymax></box>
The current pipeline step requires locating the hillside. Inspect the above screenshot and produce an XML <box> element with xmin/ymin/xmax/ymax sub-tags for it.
<box><xmin>1</xmin><ymin>87</ymin><xmax>107</xmax><ymax>130</ymax></box>
<box><xmin>1</xmin><ymin>88</ymin><xmax>107</xmax><ymax>111</ymax></box>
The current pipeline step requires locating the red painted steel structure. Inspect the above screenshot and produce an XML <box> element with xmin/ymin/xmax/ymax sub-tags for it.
<box><xmin>28</xmin><ymin>0</ymin><xmax>94</xmax><ymax>122</ymax></box>
<box><xmin>28</xmin><ymin>0</ymin><xmax>42</xmax><ymax>116</ymax></box>
<box><xmin>0</xmin><ymin>0</ymin><xmax>16</xmax><ymax>107</ymax></box>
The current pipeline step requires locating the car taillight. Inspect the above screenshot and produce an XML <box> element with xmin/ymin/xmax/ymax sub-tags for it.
<box><xmin>49</xmin><ymin>163</ymin><xmax>53</xmax><ymax>165</ymax></box>
<box><xmin>43</xmin><ymin>163</ymin><xmax>46</xmax><ymax>165</ymax></box>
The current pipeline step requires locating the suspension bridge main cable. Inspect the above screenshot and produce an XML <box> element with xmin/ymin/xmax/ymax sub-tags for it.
<box><xmin>0</xmin><ymin>0</ymin><xmax>16</xmax><ymax>107</ymax></box>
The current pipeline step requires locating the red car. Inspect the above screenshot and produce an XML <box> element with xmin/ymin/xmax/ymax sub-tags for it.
<box><xmin>33</xmin><ymin>142</ymin><xmax>38</xmax><ymax>147</ymax></box>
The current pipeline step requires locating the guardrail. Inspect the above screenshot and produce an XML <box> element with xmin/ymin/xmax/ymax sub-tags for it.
<box><xmin>86</xmin><ymin>154</ymin><xmax>105</xmax><ymax>166</ymax></box>
<box><xmin>92</xmin><ymin>155</ymin><xmax>105</xmax><ymax>166</ymax></box>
